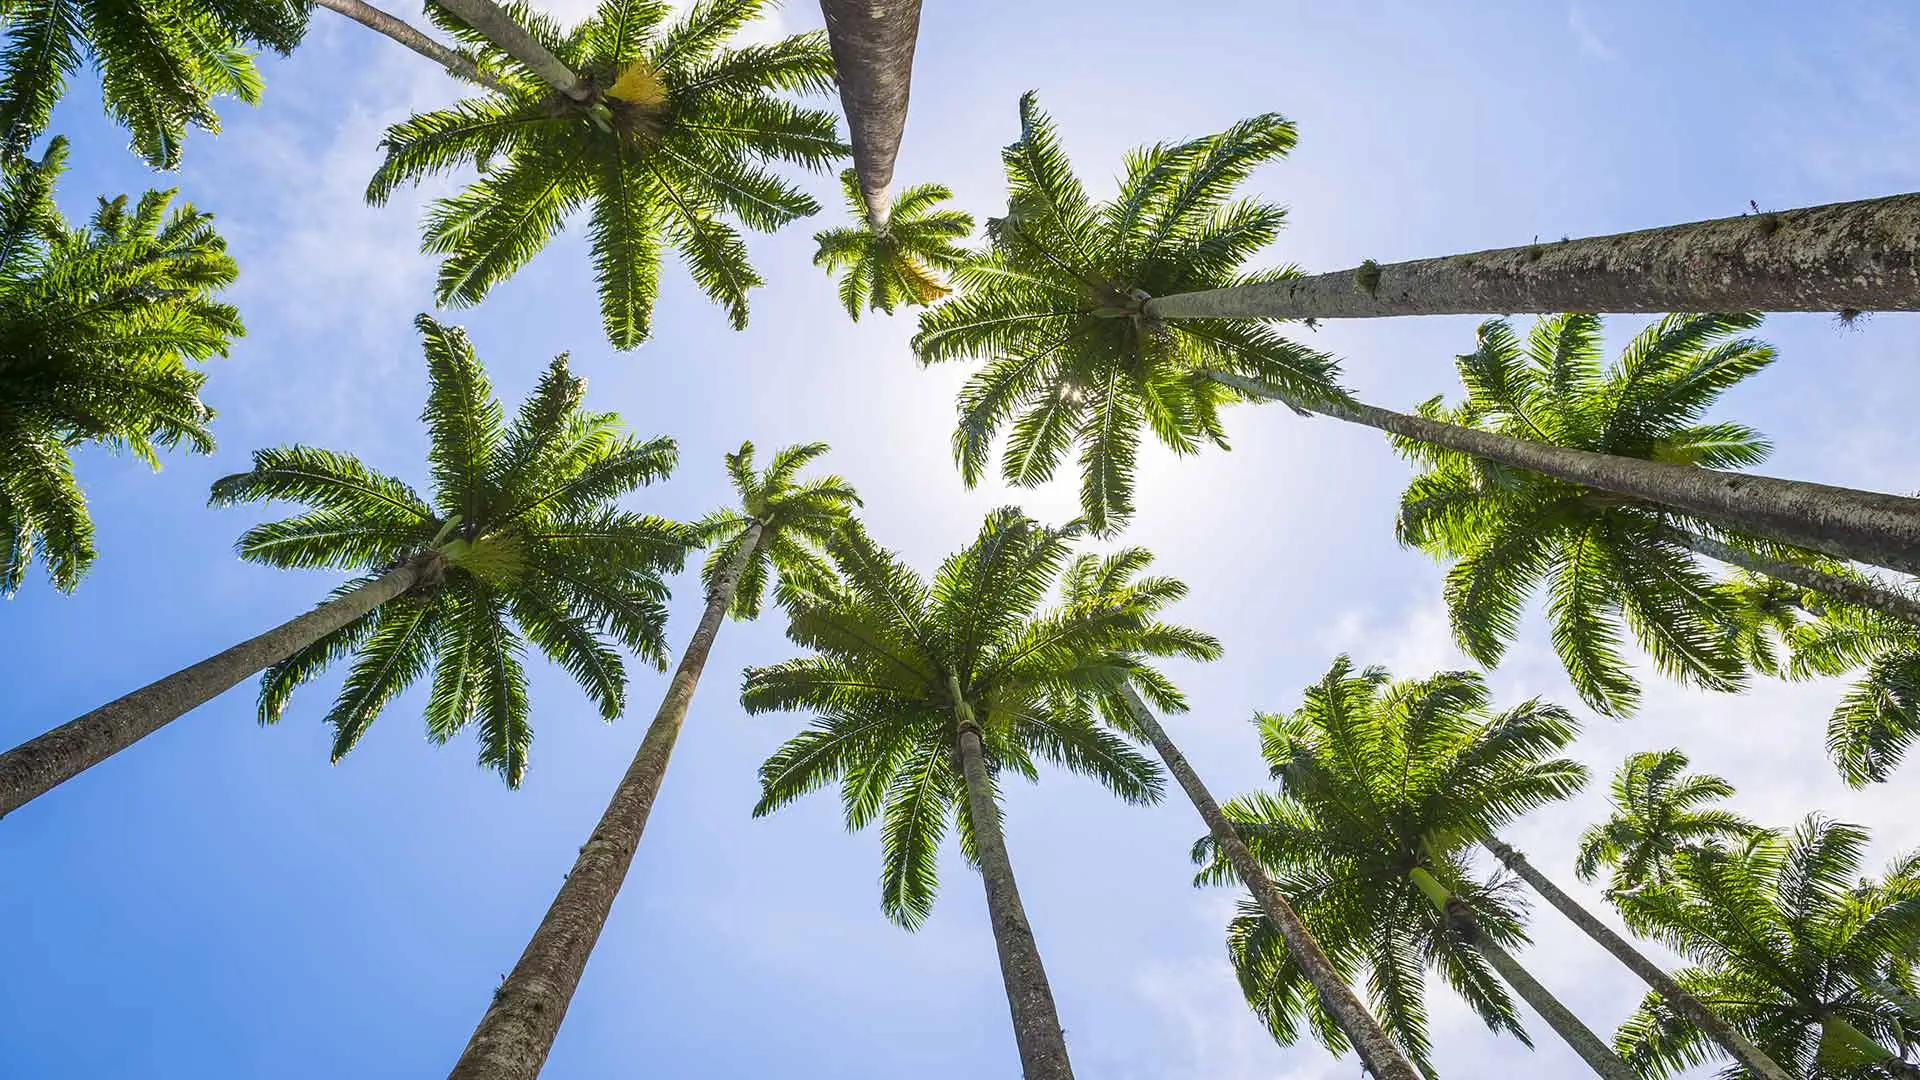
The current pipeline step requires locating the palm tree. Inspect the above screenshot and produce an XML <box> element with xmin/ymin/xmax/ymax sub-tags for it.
<box><xmin>1574</xmin><ymin>749</ymin><xmax>1760</xmax><ymax>894</ymax></box>
<box><xmin>1205</xmin><ymin>657</ymin><xmax>1637</xmax><ymax>1080</ymax></box>
<box><xmin>747</xmin><ymin>508</ymin><xmax>1170</xmax><ymax>1080</ymax></box>
<box><xmin>311</xmin><ymin>0</ymin><xmax>513</xmax><ymax>92</ymax></box>
<box><xmin>918</xmin><ymin>96</ymin><xmax>1920</xmax><ymax>570</ymax></box>
<box><xmin>813</xmin><ymin>168</ymin><xmax>972</xmax><ymax>319</ymax></box>
<box><xmin>366</xmin><ymin>0</ymin><xmax>846</xmax><ymax>350</ymax></box>
<box><xmin>1615</xmin><ymin>818</ymin><xmax>1920</xmax><ymax>1080</ymax></box>
<box><xmin>816</xmin><ymin>0</ymin><xmax>924</xmax><ymax>227</ymax></box>
<box><xmin>449</xmin><ymin>440</ymin><xmax>858</xmax><ymax>1080</ymax></box>
<box><xmin>1074</xmin><ymin>550</ymin><xmax>1422</xmax><ymax>1080</ymax></box>
<box><xmin>0</xmin><ymin>315</ymin><xmax>684</xmax><ymax>819</ymax></box>
<box><xmin>0</xmin><ymin>136</ymin><xmax>238</xmax><ymax>597</ymax></box>
<box><xmin>1137</xmin><ymin>193</ymin><xmax>1920</xmax><ymax>322</ymax></box>
<box><xmin>0</xmin><ymin>0</ymin><xmax>306</xmax><ymax>168</ymax></box>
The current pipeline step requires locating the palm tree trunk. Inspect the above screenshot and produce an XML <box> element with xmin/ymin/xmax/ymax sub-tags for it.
<box><xmin>950</xmin><ymin>675</ymin><xmax>1075</xmax><ymax>1080</ymax></box>
<box><xmin>817</xmin><ymin>0</ymin><xmax>924</xmax><ymax>229</ymax></box>
<box><xmin>1117</xmin><ymin>687</ymin><xmax>1419</xmax><ymax>1080</ymax></box>
<box><xmin>447</xmin><ymin>522</ymin><xmax>763</xmax><ymax>1080</ymax></box>
<box><xmin>1819</xmin><ymin>1012</ymin><xmax>1918</xmax><ymax>1075</ymax></box>
<box><xmin>1144</xmin><ymin>193</ymin><xmax>1920</xmax><ymax>320</ymax></box>
<box><xmin>1409</xmin><ymin>866</ymin><xmax>1637</xmax><ymax>1080</ymax></box>
<box><xmin>1480</xmin><ymin>837</ymin><xmax>1793</xmax><ymax>1080</ymax></box>
<box><xmin>433</xmin><ymin>0</ymin><xmax>593</xmax><ymax>101</ymax></box>
<box><xmin>1205</xmin><ymin>370</ymin><xmax>1920</xmax><ymax>577</ymax></box>
<box><xmin>1664</xmin><ymin>528</ymin><xmax>1920</xmax><ymax>626</ymax></box>
<box><xmin>312</xmin><ymin>0</ymin><xmax>514</xmax><ymax>93</ymax></box>
<box><xmin>0</xmin><ymin>555</ymin><xmax>436</xmax><ymax>819</ymax></box>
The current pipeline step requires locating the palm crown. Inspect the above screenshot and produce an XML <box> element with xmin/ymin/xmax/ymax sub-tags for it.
<box><xmin>744</xmin><ymin>508</ymin><xmax>1168</xmax><ymax>927</ymax></box>
<box><xmin>1574</xmin><ymin>749</ymin><xmax>1759</xmax><ymax>894</ymax></box>
<box><xmin>0</xmin><ymin>136</ymin><xmax>239</xmax><ymax>594</ymax></box>
<box><xmin>368</xmin><ymin>0</ymin><xmax>845</xmax><ymax>349</ymax></box>
<box><xmin>693</xmin><ymin>439</ymin><xmax>860</xmax><ymax>619</ymax></box>
<box><xmin>812</xmin><ymin>168</ymin><xmax>973</xmax><ymax>320</ymax></box>
<box><xmin>913</xmin><ymin>92</ymin><xmax>1344</xmax><ymax>535</ymax></box>
<box><xmin>1614</xmin><ymin>817</ymin><xmax>1920</xmax><ymax>1080</ymax></box>
<box><xmin>0</xmin><ymin>0</ymin><xmax>305</xmax><ymax>168</ymax></box>
<box><xmin>1397</xmin><ymin>312</ymin><xmax>1778</xmax><ymax>717</ymax></box>
<box><xmin>1206</xmin><ymin>657</ymin><xmax>1587</xmax><ymax>1073</ymax></box>
<box><xmin>1767</xmin><ymin>586</ymin><xmax>1920</xmax><ymax>787</ymax></box>
<box><xmin>209</xmin><ymin>314</ymin><xmax>687</xmax><ymax>786</ymax></box>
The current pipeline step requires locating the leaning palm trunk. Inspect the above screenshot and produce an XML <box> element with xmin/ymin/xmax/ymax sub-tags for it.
<box><xmin>1663</xmin><ymin>529</ymin><xmax>1920</xmax><ymax>626</ymax></box>
<box><xmin>1409</xmin><ymin>867</ymin><xmax>1638</xmax><ymax>1080</ymax></box>
<box><xmin>313</xmin><ymin>0</ymin><xmax>514</xmax><ymax>92</ymax></box>
<box><xmin>0</xmin><ymin>555</ymin><xmax>439</xmax><ymax>819</ymax></box>
<box><xmin>951</xmin><ymin>676</ymin><xmax>1075</xmax><ymax>1080</ymax></box>
<box><xmin>1118</xmin><ymin>687</ymin><xmax>1420</xmax><ymax>1080</ymax></box>
<box><xmin>434</xmin><ymin>0</ymin><xmax>593</xmax><ymax>101</ymax></box>
<box><xmin>1480</xmin><ymin>838</ymin><xmax>1793</xmax><ymax>1080</ymax></box>
<box><xmin>1207</xmin><ymin>371</ymin><xmax>1920</xmax><ymax>578</ymax></box>
<box><xmin>1146</xmin><ymin>193</ymin><xmax>1920</xmax><ymax>320</ymax></box>
<box><xmin>448</xmin><ymin>524</ymin><xmax>763</xmax><ymax>1080</ymax></box>
<box><xmin>817</xmin><ymin>0</ymin><xmax>924</xmax><ymax>228</ymax></box>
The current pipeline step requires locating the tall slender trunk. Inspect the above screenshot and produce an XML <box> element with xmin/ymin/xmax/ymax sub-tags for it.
<box><xmin>1664</xmin><ymin>528</ymin><xmax>1920</xmax><ymax>626</ymax></box>
<box><xmin>1118</xmin><ymin>687</ymin><xmax>1419</xmax><ymax>1080</ymax></box>
<box><xmin>950</xmin><ymin>675</ymin><xmax>1075</xmax><ymax>1080</ymax></box>
<box><xmin>1206</xmin><ymin>370</ymin><xmax>1920</xmax><ymax>578</ymax></box>
<box><xmin>0</xmin><ymin>556</ymin><xmax>434</xmax><ymax>819</ymax></box>
<box><xmin>1143</xmin><ymin>192</ymin><xmax>1920</xmax><ymax>320</ymax></box>
<box><xmin>1480</xmin><ymin>837</ymin><xmax>1793</xmax><ymax>1080</ymax></box>
<box><xmin>1408</xmin><ymin>867</ymin><xmax>1638</xmax><ymax>1080</ymax></box>
<box><xmin>817</xmin><ymin>0</ymin><xmax>923</xmax><ymax>229</ymax></box>
<box><xmin>447</xmin><ymin>523</ymin><xmax>763</xmax><ymax>1080</ymax></box>
<box><xmin>434</xmin><ymin>0</ymin><xmax>593</xmax><ymax>101</ymax></box>
<box><xmin>312</xmin><ymin>0</ymin><xmax>514</xmax><ymax>93</ymax></box>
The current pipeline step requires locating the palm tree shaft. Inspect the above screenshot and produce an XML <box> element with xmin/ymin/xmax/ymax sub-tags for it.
<box><xmin>0</xmin><ymin>557</ymin><xmax>431</xmax><ymax>819</ymax></box>
<box><xmin>313</xmin><ymin>0</ymin><xmax>513</xmax><ymax>93</ymax></box>
<box><xmin>449</xmin><ymin>523</ymin><xmax>763</xmax><ymax>1080</ymax></box>
<box><xmin>1666</xmin><ymin>529</ymin><xmax>1920</xmax><ymax>625</ymax></box>
<box><xmin>1145</xmin><ymin>192</ymin><xmax>1920</xmax><ymax>319</ymax></box>
<box><xmin>817</xmin><ymin>0</ymin><xmax>924</xmax><ymax>227</ymax></box>
<box><xmin>434</xmin><ymin>0</ymin><xmax>592</xmax><ymax>100</ymax></box>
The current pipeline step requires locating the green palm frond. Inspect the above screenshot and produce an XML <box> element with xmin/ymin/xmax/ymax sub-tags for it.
<box><xmin>813</xmin><ymin>168</ymin><xmax>974</xmax><ymax>320</ymax></box>
<box><xmin>1574</xmin><ymin>748</ymin><xmax>1758</xmax><ymax>893</ymax></box>
<box><xmin>694</xmin><ymin>438</ymin><xmax>860</xmax><ymax>620</ymax></box>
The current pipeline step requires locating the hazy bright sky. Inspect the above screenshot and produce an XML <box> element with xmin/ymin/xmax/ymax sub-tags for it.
<box><xmin>5</xmin><ymin>2</ymin><xmax>1920</xmax><ymax>1077</ymax></box>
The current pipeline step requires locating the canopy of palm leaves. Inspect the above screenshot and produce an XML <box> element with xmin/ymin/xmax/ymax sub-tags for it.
<box><xmin>1060</xmin><ymin>546</ymin><xmax>1222</xmax><ymax>726</ymax></box>
<box><xmin>1397</xmin><ymin>312</ymin><xmax>1780</xmax><ymax>717</ymax></box>
<box><xmin>1614</xmin><ymin>817</ymin><xmax>1920</xmax><ymax>1080</ymax></box>
<box><xmin>1573</xmin><ymin>749</ymin><xmax>1758</xmax><ymax>894</ymax></box>
<box><xmin>1203</xmin><ymin>657</ymin><xmax>1587</xmax><ymax>1074</ymax></box>
<box><xmin>744</xmin><ymin>507</ymin><xmax>1168</xmax><ymax>927</ymax></box>
<box><xmin>813</xmin><ymin>168</ymin><xmax>971</xmax><ymax>320</ymax></box>
<box><xmin>0</xmin><ymin>137</ymin><xmax>238</xmax><ymax>595</ymax></box>
<box><xmin>0</xmin><ymin>0</ymin><xmax>304</xmax><ymax>168</ymax></box>
<box><xmin>693</xmin><ymin>438</ymin><xmax>860</xmax><ymax>619</ymax></box>
<box><xmin>208</xmin><ymin>314</ymin><xmax>687</xmax><ymax>786</ymax></box>
<box><xmin>367</xmin><ymin>0</ymin><xmax>845</xmax><ymax>349</ymax></box>
<box><xmin>912</xmin><ymin>92</ymin><xmax>1345</xmax><ymax>535</ymax></box>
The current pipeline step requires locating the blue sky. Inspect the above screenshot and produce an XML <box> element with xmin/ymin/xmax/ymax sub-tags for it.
<box><xmin>5</xmin><ymin>2</ymin><xmax>1920</xmax><ymax>1077</ymax></box>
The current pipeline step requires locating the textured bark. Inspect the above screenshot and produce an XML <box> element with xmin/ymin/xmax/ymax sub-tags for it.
<box><xmin>434</xmin><ymin>0</ymin><xmax>592</xmax><ymax>101</ymax></box>
<box><xmin>817</xmin><ymin>0</ymin><xmax>923</xmax><ymax>229</ymax></box>
<box><xmin>952</xmin><ymin>678</ymin><xmax>1075</xmax><ymax>1080</ymax></box>
<box><xmin>1481</xmin><ymin>837</ymin><xmax>1793</xmax><ymax>1080</ymax></box>
<box><xmin>0</xmin><ymin>557</ymin><xmax>430</xmax><ymax>819</ymax></box>
<box><xmin>1208</xmin><ymin>371</ymin><xmax>1920</xmax><ymax>577</ymax></box>
<box><xmin>1410</xmin><ymin>867</ymin><xmax>1638</xmax><ymax>1080</ymax></box>
<box><xmin>1666</xmin><ymin>529</ymin><xmax>1920</xmax><ymax>626</ymax></box>
<box><xmin>1118</xmin><ymin>688</ymin><xmax>1419</xmax><ymax>1080</ymax></box>
<box><xmin>447</xmin><ymin>524</ymin><xmax>763</xmax><ymax>1080</ymax></box>
<box><xmin>1144</xmin><ymin>193</ymin><xmax>1920</xmax><ymax>320</ymax></box>
<box><xmin>313</xmin><ymin>0</ymin><xmax>514</xmax><ymax>93</ymax></box>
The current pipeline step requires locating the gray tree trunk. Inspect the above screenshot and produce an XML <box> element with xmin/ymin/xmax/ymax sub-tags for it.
<box><xmin>1117</xmin><ymin>687</ymin><xmax>1419</xmax><ymax>1080</ymax></box>
<box><xmin>1481</xmin><ymin>837</ymin><xmax>1793</xmax><ymax>1080</ymax></box>
<box><xmin>434</xmin><ymin>0</ymin><xmax>593</xmax><ymax>101</ymax></box>
<box><xmin>952</xmin><ymin>677</ymin><xmax>1075</xmax><ymax>1080</ymax></box>
<box><xmin>817</xmin><ymin>0</ymin><xmax>923</xmax><ymax>229</ymax></box>
<box><xmin>447</xmin><ymin>523</ymin><xmax>763</xmax><ymax>1080</ymax></box>
<box><xmin>1144</xmin><ymin>193</ymin><xmax>1920</xmax><ymax>320</ymax></box>
<box><xmin>1665</xmin><ymin>529</ymin><xmax>1920</xmax><ymax>626</ymax></box>
<box><xmin>312</xmin><ymin>0</ymin><xmax>514</xmax><ymax>92</ymax></box>
<box><xmin>1206</xmin><ymin>370</ymin><xmax>1920</xmax><ymax>578</ymax></box>
<box><xmin>0</xmin><ymin>556</ymin><xmax>434</xmax><ymax>819</ymax></box>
